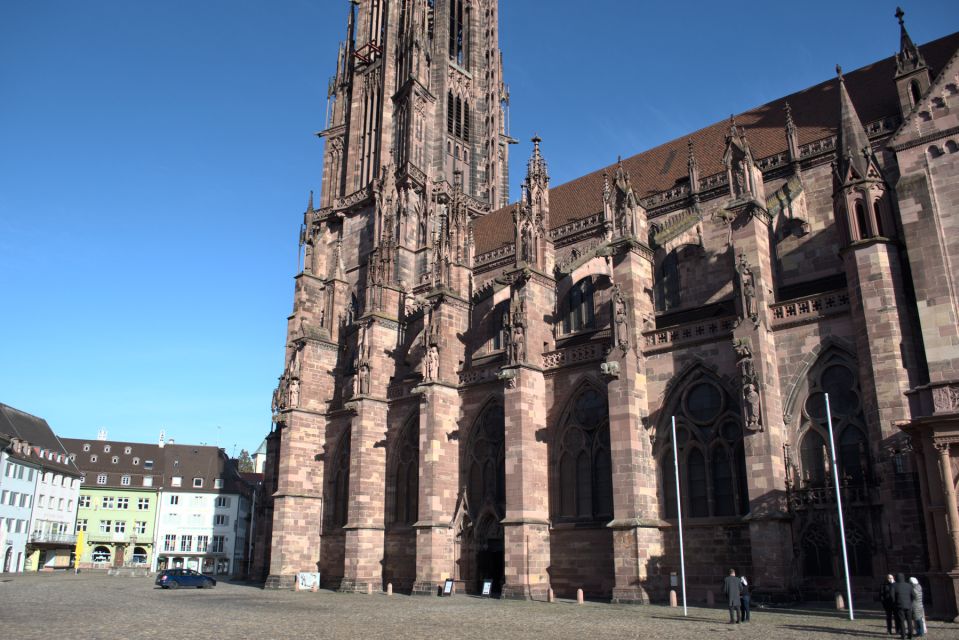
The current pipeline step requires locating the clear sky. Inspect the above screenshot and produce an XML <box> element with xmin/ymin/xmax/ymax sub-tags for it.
<box><xmin>1</xmin><ymin>1</ymin><xmax>956</xmax><ymax>456</ymax></box>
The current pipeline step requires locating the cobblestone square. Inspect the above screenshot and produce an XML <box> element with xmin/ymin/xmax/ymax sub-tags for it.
<box><xmin>2</xmin><ymin>573</ymin><xmax>957</xmax><ymax>639</ymax></box>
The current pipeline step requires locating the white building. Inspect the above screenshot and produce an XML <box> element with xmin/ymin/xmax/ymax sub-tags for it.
<box><xmin>152</xmin><ymin>444</ymin><xmax>252</xmax><ymax>577</ymax></box>
<box><xmin>0</xmin><ymin>403</ymin><xmax>82</xmax><ymax>573</ymax></box>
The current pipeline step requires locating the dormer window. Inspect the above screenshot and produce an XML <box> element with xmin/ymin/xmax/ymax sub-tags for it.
<box><xmin>112</xmin><ymin>456</ymin><xmax>119</xmax><ymax>464</ymax></box>
<box><xmin>124</xmin><ymin>446</ymin><xmax>132</xmax><ymax>455</ymax></box>
<box><xmin>133</xmin><ymin>457</ymin><xmax>140</xmax><ymax>466</ymax></box>
<box><xmin>104</xmin><ymin>445</ymin><xmax>111</xmax><ymax>453</ymax></box>
<box><xmin>82</xmin><ymin>444</ymin><xmax>90</xmax><ymax>452</ymax></box>
<box><xmin>90</xmin><ymin>455</ymin><xmax>97</xmax><ymax>463</ymax></box>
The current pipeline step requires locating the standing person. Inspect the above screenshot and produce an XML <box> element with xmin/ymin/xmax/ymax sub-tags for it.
<box><xmin>723</xmin><ymin>568</ymin><xmax>742</xmax><ymax>624</ymax></box>
<box><xmin>880</xmin><ymin>574</ymin><xmax>900</xmax><ymax>636</ymax></box>
<box><xmin>739</xmin><ymin>575</ymin><xmax>751</xmax><ymax>622</ymax></box>
<box><xmin>893</xmin><ymin>573</ymin><xmax>915</xmax><ymax>639</ymax></box>
<box><xmin>909</xmin><ymin>577</ymin><xmax>926</xmax><ymax>637</ymax></box>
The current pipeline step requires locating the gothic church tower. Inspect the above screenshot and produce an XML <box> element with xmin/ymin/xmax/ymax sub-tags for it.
<box><xmin>263</xmin><ymin>0</ymin><xmax>511</xmax><ymax>590</ymax></box>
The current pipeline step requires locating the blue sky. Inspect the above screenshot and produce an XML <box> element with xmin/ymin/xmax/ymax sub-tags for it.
<box><xmin>1</xmin><ymin>1</ymin><xmax>956</xmax><ymax>456</ymax></box>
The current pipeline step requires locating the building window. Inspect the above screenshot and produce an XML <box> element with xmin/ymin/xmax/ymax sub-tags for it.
<box><xmin>164</xmin><ymin>534</ymin><xmax>176</xmax><ymax>552</ymax></box>
<box><xmin>215</xmin><ymin>496</ymin><xmax>231</xmax><ymax>508</ymax></box>
<box><xmin>114</xmin><ymin>520</ymin><xmax>126</xmax><ymax>533</ymax></box>
<box><xmin>170</xmin><ymin>495</ymin><xmax>179</xmax><ymax>505</ymax></box>
<box><xmin>124</xmin><ymin>446</ymin><xmax>132</xmax><ymax>455</ymax></box>
<box><xmin>211</xmin><ymin>535</ymin><xmax>225</xmax><ymax>553</ymax></box>
<box><xmin>121</xmin><ymin>475</ymin><xmax>131</xmax><ymax>486</ymax></box>
<box><xmin>448</xmin><ymin>0</ymin><xmax>467</xmax><ymax>67</ymax></box>
<box><xmin>137</xmin><ymin>498</ymin><xmax>150</xmax><ymax>510</ymax></box>
<box><xmin>111</xmin><ymin>456</ymin><xmax>119</xmax><ymax>464</ymax></box>
<box><xmin>99</xmin><ymin>520</ymin><xmax>112</xmax><ymax>533</ymax></box>
<box><xmin>76</xmin><ymin>519</ymin><xmax>87</xmax><ymax>532</ymax></box>
<box><xmin>104</xmin><ymin>445</ymin><xmax>111</xmax><ymax>453</ymax></box>
<box><xmin>79</xmin><ymin>495</ymin><xmax>91</xmax><ymax>508</ymax></box>
<box><xmin>193</xmin><ymin>477</ymin><xmax>203</xmax><ymax>488</ymax></box>
<box><xmin>214</xmin><ymin>515</ymin><xmax>229</xmax><ymax>527</ymax></box>
<box><xmin>144</xmin><ymin>460</ymin><xmax>154</xmax><ymax>470</ymax></box>
<box><xmin>330</xmin><ymin>431</ymin><xmax>351</xmax><ymax>529</ymax></box>
<box><xmin>171</xmin><ymin>476</ymin><xmax>182</xmax><ymax>487</ymax></box>
<box><xmin>656</xmin><ymin>250</ymin><xmax>681</xmax><ymax>311</ymax></box>
<box><xmin>196</xmin><ymin>535</ymin><xmax>209</xmax><ymax>552</ymax></box>
<box><xmin>214</xmin><ymin>479</ymin><xmax>223</xmax><ymax>489</ymax></box>
<box><xmin>143</xmin><ymin>476</ymin><xmax>153</xmax><ymax>487</ymax></box>
<box><xmin>180</xmin><ymin>535</ymin><xmax>193</xmax><ymax>552</ymax></box>
<box><xmin>465</xmin><ymin>404</ymin><xmax>506</xmax><ymax>523</ymax></box>
<box><xmin>82</xmin><ymin>444</ymin><xmax>90</xmax><ymax>452</ymax></box>
<box><xmin>562</xmin><ymin>278</ymin><xmax>595</xmax><ymax>334</ymax></box>
<box><xmin>102</xmin><ymin>497</ymin><xmax>115</xmax><ymax>510</ymax></box>
<box><xmin>80</xmin><ymin>473</ymin><xmax>86</xmax><ymax>484</ymax></box>
<box><xmin>116</xmin><ymin>497</ymin><xmax>129</xmax><ymax>510</ymax></box>
<box><xmin>90</xmin><ymin>455</ymin><xmax>98</xmax><ymax>463</ymax></box>
<box><xmin>391</xmin><ymin>415</ymin><xmax>419</xmax><ymax>526</ymax></box>
<box><xmin>658</xmin><ymin>373</ymin><xmax>748</xmax><ymax>519</ymax></box>
<box><xmin>555</xmin><ymin>387</ymin><xmax>612</xmax><ymax>521</ymax></box>
<box><xmin>132</xmin><ymin>457</ymin><xmax>139</xmax><ymax>466</ymax></box>
<box><xmin>802</xmin><ymin>524</ymin><xmax>833</xmax><ymax>577</ymax></box>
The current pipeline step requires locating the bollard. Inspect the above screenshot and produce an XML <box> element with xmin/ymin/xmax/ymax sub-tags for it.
<box><xmin>367</xmin><ymin>583</ymin><xmax>373</xmax><ymax>595</ymax></box>
<box><xmin>669</xmin><ymin>589</ymin><xmax>678</xmax><ymax>607</ymax></box>
<box><xmin>548</xmin><ymin>588</ymin><xmax>555</xmax><ymax>603</ymax></box>
<box><xmin>387</xmin><ymin>583</ymin><xmax>393</xmax><ymax>596</ymax></box>
<box><xmin>706</xmin><ymin>589</ymin><xmax>715</xmax><ymax>606</ymax></box>
<box><xmin>576</xmin><ymin>588</ymin><xmax>584</xmax><ymax>604</ymax></box>
<box><xmin>835</xmin><ymin>592</ymin><xmax>845</xmax><ymax>611</ymax></box>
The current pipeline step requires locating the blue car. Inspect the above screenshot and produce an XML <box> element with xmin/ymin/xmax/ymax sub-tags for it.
<box><xmin>155</xmin><ymin>568</ymin><xmax>216</xmax><ymax>589</ymax></box>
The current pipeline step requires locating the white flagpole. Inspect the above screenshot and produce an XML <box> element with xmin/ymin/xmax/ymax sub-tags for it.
<box><xmin>825</xmin><ymin>392</ymin><xmax>854</xmax><ymax>621</ymax></box>
<box><xmin>672</xmin><ymin>415</ymin><xmax>688</xmax><ymax>617</ymax></box>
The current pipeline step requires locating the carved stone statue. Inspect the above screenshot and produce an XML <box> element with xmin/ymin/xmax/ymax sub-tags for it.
<box><xmin>736</xmin><ymin>253</ymin><xmax>759</xmax><ymax>327</ymax></box>
<box><xmin>288</xmin><ymin>378</ymin><xmax>300</xmax><ymax>407</ymax></box>
<box><xmin>612</xmin><ymin>284</ymin><xmax>630</xmax><ymax>355</ymax></box>
<box><xmin>358</xmin><ymin>364</ymin><xmax>371</xmax><ymax>395</ymax></box>
<box><xmin>733</xmin><ymin>337</ymin><xmax>762</xmax><ymax>432</ymax></box>
<box><xmin>744</xmin><ymin>382</ymin><xmax>760</xmax><ymax>432</ymax></box>
<box><xmin>425</xmin><ymin>345</ymin><xmax>439</xmax><ymax>381</ymax></box>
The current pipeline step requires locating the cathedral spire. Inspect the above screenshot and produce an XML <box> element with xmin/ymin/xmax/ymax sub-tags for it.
<box><xmin>895</xmin><ymin>7</ymin><xmax>925</xmax><ymax>76</ymax></box>
<box><xmin>893</xmin><ymin>6</ymin><xmax>931</xmax><ymax>117</ymax></box>
<box><xmin>835</xmin><ymin>65</ymin><xmax>872</xmax><ymax>180</ymax></box>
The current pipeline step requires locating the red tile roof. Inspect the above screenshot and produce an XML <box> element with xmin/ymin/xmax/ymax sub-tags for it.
<box><xmin>473</xmin><ymin>32</ymin><xmax>959</xmax><ymax>256</ymax></box>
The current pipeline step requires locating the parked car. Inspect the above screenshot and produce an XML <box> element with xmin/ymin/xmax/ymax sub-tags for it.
<box><xmin>155</xmin><ymin>568</ymin><xmax>216</xmax><ymax>589</ymax></box>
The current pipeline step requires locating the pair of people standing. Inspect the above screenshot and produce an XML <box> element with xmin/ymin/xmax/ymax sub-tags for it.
<box><xmin>722</xmin><ymin>569</ymin><xmax>751</xmax><ymax>624</ymax></box>
<box><xmin>881</xmin><ymin>573</ymin><xmax>926</xmax><ymax>638</ymax></box>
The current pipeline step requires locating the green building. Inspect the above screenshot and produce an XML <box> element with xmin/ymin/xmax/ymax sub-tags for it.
<box><xmin>63</xmin><ymin>438</ymin><xmax>162</xmax><ymax>568</ymax></box>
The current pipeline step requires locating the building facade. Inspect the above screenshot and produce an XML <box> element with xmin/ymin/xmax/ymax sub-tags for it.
<box><xmin>152</xmin><ymin>444</ymin><xmax>252</xmax><ymax>576</ymax></box>
<box><xmin>264</xmin><ymin>2</ymin><xmax>959</xmax><ymax>620</ymax></box>
<box><xmin>1</xmin><ymin>403</ymin><xmax>80</xmax><ymax>573</ymax></box>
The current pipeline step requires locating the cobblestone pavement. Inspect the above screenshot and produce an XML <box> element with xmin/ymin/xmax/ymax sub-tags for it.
<box><xmin>2</xmin><ymin>573</ymin><xmax>957</xmax><ymax>640</ymax></box>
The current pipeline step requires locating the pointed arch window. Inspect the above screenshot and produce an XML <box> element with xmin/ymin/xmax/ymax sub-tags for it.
<box><xmin>555</xmin><ymin>387</ymin><xmax>612</xmax><ymax>521</ymax></box>
<box><xmin>657</xmin><ymin>376</ymin><xmax>748</xmax><ymax>519</ymax></box>
<box><xmin>873</xmin><ymin>198</ymin><xmax>886</xmax><ymax>237</ymax></box>
<box><xmin>448</xmin><ymin>0</ymin><xmax>466</xmax><ymax>67</ymax></box>
<box><xmin>466</xmin><ymin>404</ymin><xmax>505</xmax><ymax>519</ymax></box>
<box><xmin>391</xmin><ymin>416</ymin><xmax>419</xmax><ymax>526</ymax></box>
<box><xmin>802</xmin><ymin>524</ymin><xmax>833</xmax><ymax>577</ymax></box>
<box><xmin>910</xmin><ymin>79</ymin><xmax>922</xmax><ymax>107</ymax></box>
<box><xmin>330</xmin><ymin>431</ymin><xmax>351</xmax><ymax>529</ymax></box>
<box><xmin>562</xmin><ymin>278</ymin><xmax>595</xmax><ymax>334</ymax></box>
<box><xmin>447</xmin><ymin>91</ymin><xmax>455</xmax><ymax>135</ymax></box>
<box><xmin>656</xmin><ymin>250</ymin><xmax>681</xmax><ymax>311</ymax></box>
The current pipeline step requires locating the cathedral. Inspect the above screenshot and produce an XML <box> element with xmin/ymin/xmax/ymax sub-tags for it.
<box><xmin>256</xmin><ymin>0</ymin><xmax>959</xmax><ymax>619</ymax></box>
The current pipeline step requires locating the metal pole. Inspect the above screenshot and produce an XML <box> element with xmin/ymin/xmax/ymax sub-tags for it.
<box><xmin>672</xmin><ymin>416</ymin><xmax>688</xmax><ymax>616</ymax></box>
<box><xmin>825</xmin><ymin>393</ymin><xmax>854</xmax><ymax>621</ymax></box>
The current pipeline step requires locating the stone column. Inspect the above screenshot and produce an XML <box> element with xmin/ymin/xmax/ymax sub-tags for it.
<box><xmin>500</xmin><ymin>274</ymin><xmax>553</xmax><ymax>600</ymax></box>
<box><xmin>727</xmin><ymin>202</ymin><xmax>793</xmax><ymax>593</ymax></box>
<box><xmin>936</xmin><ymin>443</ymin><xmax>959</xmax><ymax>572</ymax></box>
<box><xmin>606</xmin><ymin>240</ymin><xmax>664</xmax><ymax>604</ymax></box>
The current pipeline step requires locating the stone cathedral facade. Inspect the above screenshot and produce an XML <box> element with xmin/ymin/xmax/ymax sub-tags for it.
<box><xmin>258</xmin><ymin>1</ymin><xmax>959</xmax><ymax>618</ymax></box>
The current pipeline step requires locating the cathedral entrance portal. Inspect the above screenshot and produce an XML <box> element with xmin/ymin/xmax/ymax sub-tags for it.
<box><xmin>463</xmin><ymin>403</ymin><xmax>506</xmax><ymax>594</ymax></box>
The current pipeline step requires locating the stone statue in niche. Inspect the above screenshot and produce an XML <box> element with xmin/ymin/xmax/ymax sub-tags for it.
<box><xmin>733</xmin><ymin>337</ymin><xmax>762</xmax><ymax>432</ymax></box>
<box><xmin>736</xmin><ymin>253</ymin><xmax>759</xmax><ymax>327</ymax></box>
<box><xmin>288</xmin><ymin>378</ymin><xmax>300</xmax><ymax>408</ymax></box>
<box><xmin>424</xmin><ymin>345</ymin><xmax>439</xmax><ymax>381</ymax></box>
<box><xmin>611</xmin><ymin>284</ymin><xmax>630</xmax><ymax>355</ymax></box>
<box><xmin>506</xmin><ymin>292</ymin><xmax>527</xmax><ymax>365</ymax></box>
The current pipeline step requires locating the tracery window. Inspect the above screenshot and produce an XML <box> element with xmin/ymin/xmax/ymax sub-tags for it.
<box><xmin>554</xmin><ymin>387</ymin><xmax>612</xmax><ymax>521</ymax></box>
<box><xmin>797</xmin><ymin>352</ymin><xmax>868</xmax><ymax>488</ymax></box>
<box><xmin>466</xmin><ymin>403</ymin><xmax>505</xmax><ymax>518</ymax></box>
<box><xmin>659</xmin><ymin>376</ymin><xmax>748</xmax><ymax>519</ymax></box>
<box><xmin>448</xmin><ymin>0</ymin><xmax>467</xmax><ymax>67</ymax></box>
<box><xmin>391</xmin><ymin>416</ymin><xmax>419</xmax><ymax>526</ymax></box>
<box><xmin>802</xmin><ymin>524</ymin><xmax>833</xmax><ymax>577</ymax></box>
<box><xmin>655</xmin><ymin>250</ymin><xmax>681</xmax><ymax>311</ymax></box>
<box><xmin>562</xmin><ymin>278</ymin><xmax>595</xmax><ymax>334</ymax></box>
<box><xmin>330</xmin><ymin>431</ymin><xmax>351</xmax><ymax>529</ymax></box>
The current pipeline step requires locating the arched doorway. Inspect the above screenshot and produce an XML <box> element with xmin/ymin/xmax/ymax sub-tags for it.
<box><xmin>132</xmin><ymin>547</ymin><xmax>147</xmax><ymax>565</ymax></box>
<box><xmin>462</xmin><ymin>402</ymin><xmax>505</xmax><ymax>593</ymax></box>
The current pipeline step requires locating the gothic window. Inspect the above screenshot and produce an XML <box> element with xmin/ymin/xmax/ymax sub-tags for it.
<box><xmin>657</xmin><ymin>375</ymin><xmax>748</xmax><ymax>519</ymax></box>
<box><xmin>854</xmin><ymin>199</ymin><xmax>869</xmax><ymax>239</ymax></box>
<box><xmin>448</xmin><ymin>0</ymin><xmax>466</xmax><ymax>67</ymax></box>
<box><xmin>802</xmin><ymin>525</ymin><xmax>834</xmax><ymax>577</ymax></box>
<box><xmin>798</xmin><ymin>351</ymin><xmax>868</xmax><ymax>488</ymax></box>
<box><xmin>455</xmin><ymin>97</ymin><xmax>463</xmax><ymax>138</ymax></box>
<box><xmin>845</xmin><ymin>526</ymin><xmax>873</xmax><ymax>576</ymax></box>
<box><xmin>466</xmin><ymin>403</ymin><xmax>505</xmax><ymax>519</ymax></box>
<box><xmin>562</xmin><ymin>278</ymin><xmax>595</xmax><ymax>334</ymax></box>
<box><xmin>489</xmin><ymin>301</ymin><xmax>508</xmax><ymax>352</ymax></box>
<box><xmin>330</xmin><ymin>431</ymin><xmax>351</xmax><ymax>529</ymax></box>
<box><xmin>447</xmin><ymin>91</ymin><xmax>455</xmax><ymax>135</ymax></box>
<box><xmin>554</xmin><ymin>387</ymin><xmax>612</xmax><ymax>522</ymax></box>
<box><xmin>910</xmin><ymin>79</ymin><xmax>922</xmax><ymax>106</ymax></box>
<box><xmin>391</xmin><ymin>416</ymin><xmax>419</xmax><ymax>526</ymax></box>
<box><xmin>873</xmin><ymin>198</ymin><xmax>886</xmax><ymax>237</ymax></box>
<box><xmin>656</xmin><ymin>250</ymin><xmax>681</xmax><ymax>311</ymax></box>
<box><xmin>463</xmin><ymin>102</ymin><xmax>471</xmax><ymax>143</ymax></box>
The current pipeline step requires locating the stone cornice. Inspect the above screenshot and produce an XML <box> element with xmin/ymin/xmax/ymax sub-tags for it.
<box><xmin>890</xmin><ymin>124</ymin><xmax>959</xmax><ymax>152</ymax></box>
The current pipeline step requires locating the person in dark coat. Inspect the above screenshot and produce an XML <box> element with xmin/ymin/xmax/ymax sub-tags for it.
<box><xmin>880</xmin><ymin>574</ymin><xmax>900</xmax><ymax>635</ymax></box>
<box><xmin>722</xmin><ymin>568</ymin><xmax>742</xmax><ymax>624</ymax></box>
<box><xmin>893</xmin><ymin>573</ymin><xmax>915</xmax><ymax>639</ymax></box>
<box><xmin>739</xmin><ymin>575</ymin><xmax>751</xmax><ymax>622</ymax></box>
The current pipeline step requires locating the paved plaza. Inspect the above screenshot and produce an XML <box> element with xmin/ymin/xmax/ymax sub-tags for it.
<box><xmin>1</xmin><ymin>573</ymin><xmax>957</xmax><ymax>639</ymax></box>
